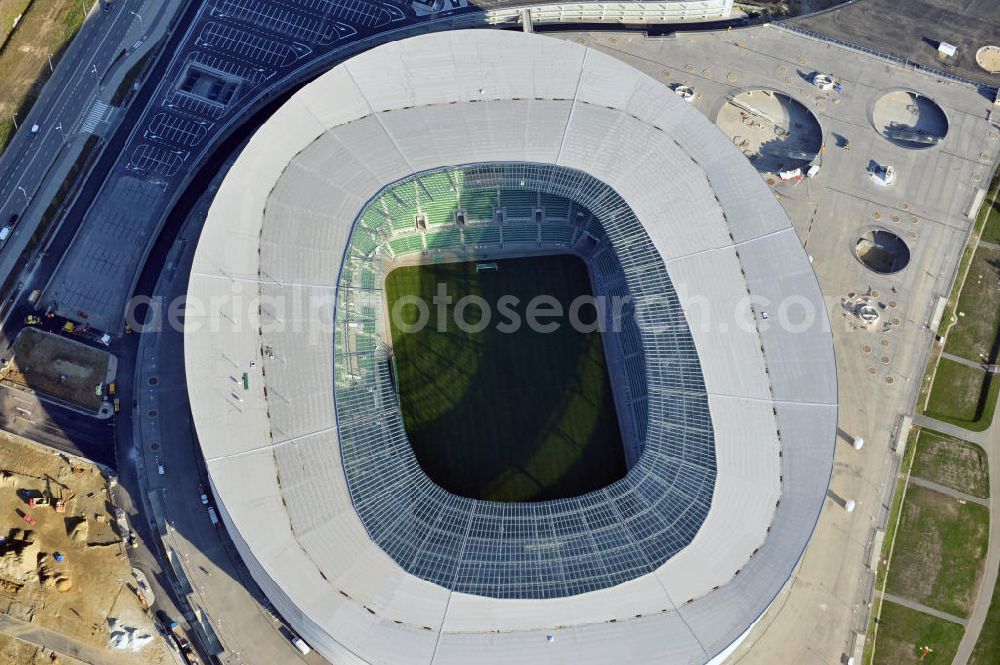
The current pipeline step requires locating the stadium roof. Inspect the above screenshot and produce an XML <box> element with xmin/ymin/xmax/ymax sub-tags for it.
<box><xmin>185</xmin><ymin>28</ymin><xmax>837</xmax><ymax>665</ymax></box>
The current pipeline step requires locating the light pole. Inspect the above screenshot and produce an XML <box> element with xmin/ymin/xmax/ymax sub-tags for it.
<box><xmin>55</xmin><ymin>123</ymin><xmax>65</xmax><ymax>143</ymax></box>
<box><xmin>47</xmin><ymin>53</ymin><xmax>54</xmax><ymax>73</ymax></box>
<box><xmin>130</xmin><ymin>10</ymin><xmax>143</xmax><ymax>25</ymax></box>
<box><xmin>15</xmin><ymin>186</ymin><xmax>28</xmax><ymax>205</ymax></box>
<box><xmin>10</xmin><ymin>113</ymin><xmax>16</xmax><ymax>131</ymax></box>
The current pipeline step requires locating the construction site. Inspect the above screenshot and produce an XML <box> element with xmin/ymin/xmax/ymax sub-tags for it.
<box><xmin>0</xmin><ymin>328</ymin><xmax>114</xmax><ymax>415</ymax></box>
<box><xmin>0</xmin><ymin>431</ymin><xmax>169</xmax><ymax>663</ymax></box>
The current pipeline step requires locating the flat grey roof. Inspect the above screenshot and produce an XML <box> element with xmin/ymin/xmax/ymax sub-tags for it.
<box><xmin>185</xmin><ymin>29</ymin><xmax>836</xmax><ymax>665</ymax></box>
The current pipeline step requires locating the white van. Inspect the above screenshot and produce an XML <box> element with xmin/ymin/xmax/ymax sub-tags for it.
<box><xmin>291</xmin><ymin>636</ymin><xmax>311</xmax><ymax>655</ymax></box>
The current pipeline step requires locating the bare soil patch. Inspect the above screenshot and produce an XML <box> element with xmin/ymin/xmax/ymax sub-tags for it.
<box><xmin>1</xmin><ymin>328</ymin><xmax>109</xmax><ymax>411</ymax></box>
<box><xmin>0</xmin><ymin>433</ymin><xmax>168</xmax><ymax>662</ymax></box>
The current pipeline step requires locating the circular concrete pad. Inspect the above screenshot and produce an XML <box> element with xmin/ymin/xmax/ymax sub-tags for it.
<box><xmin>716</xmin><ymin>89</ymin><xmax>822</xmax><ymax>173</ymax></box>
<box><xmin>976</xmin><ymin>46</ymin><xmax>1000</xmax><ymax>73</ymax></box>
<box><xmin>871</xmin><ymin>90</ymin><xmax>948</xmax><ymax>149</ymax></box>
<box><xmin>856</xmin><ymin>229</ymin><xmax>910</xmax><ymax>274</ymax></box>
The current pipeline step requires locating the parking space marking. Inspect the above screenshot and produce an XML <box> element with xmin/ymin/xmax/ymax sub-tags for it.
<box><xmin>147</xmin><ymin>113</ymin><xmax>210</xmax><ymax>147</ymax></box>
<box><xmin>214</xmin><ymin>0</ymin><xmax>332</xmax><ymax>44</ymax></box>
<box><xmin>198</xmin><ymin>22</ymin><xmax>302</xmax><ymax>67</ymax></box>
<box><xmin>129</xmin><ymin>144</ymin><xmax>185</xmax><ymax>177</ymax></box>
<box><xmin>285</xmin><ymin>0</ymin><xmax>395</xmax><ymax>28</ymax></box>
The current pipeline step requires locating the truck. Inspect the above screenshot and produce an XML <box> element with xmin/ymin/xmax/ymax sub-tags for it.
<box><xmin>291</xmin><ymin>635</ymin><xmax>312</xmax><ymax>655</ymax></box>
<box><xmin>207</xmin><ymin>507</ymin><xmax>219</xmax><ymax>526</ymax></box>
<box><xmin>165</xmin><ymin>621</ymin><xmax>203</xmax><ymax>665</ymax></box>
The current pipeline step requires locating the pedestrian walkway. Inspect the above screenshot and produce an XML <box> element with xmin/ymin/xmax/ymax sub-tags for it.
<box><xmin>913</xmin><ymin>414</ymin><xmax>989</xmax><ymax>446</ymax></box>
<box><xmin>909</xmin><ymin>475</ymin><xmax>988</xmax><ymax>506</ymax></box>
<box><xmin>880</xmin><ymin>592</ymin><xmax>968</xmax><ymax>626</ymax></box>
<box><xmin>941</xmin><ymin>351</ymin><xmax>987</xmax><ymax>371</ymax></box>
<box><xmin>0</xmin><ymin>611</ymin><xmax>131</xmax><ymax>665</ymax></box>
<box><xmin>950</xmin><ymin>404</ymin><xmax>1000</xmax><ymax>664</ymax></box>
<box><xmin>81</xmin><ymin>100</ymin><xmax>111</xmax><ymax>135</ymax></box>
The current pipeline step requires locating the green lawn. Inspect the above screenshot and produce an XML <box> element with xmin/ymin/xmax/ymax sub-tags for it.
<box><xmin>982</xmin><ymin>194</ymin><xmax>1000</xmax><ymax>245</ymax></box>
<box><xmin>911</xmin><ymin>429</ymin><xmax>989</xmax><ymax>499</ymax></box>
<box><xmin>925</xmin><ymin>359</ymin><xmax>990</xmax><ymax>424</ymax></box>
<box><xmin>872</xmin><ymin>600</ymin><xmax>964</xmax><ymax>665</ymax></box>
<box><xmin>970</xmin><ymin>570</ymin><xmax>1000</xmax><ymax>665</ymax></box>
<box><xmin>385</xmin><ymin>255</ymin><xmax>625</xmax><ymax>502</ymax></box>
<box><xmin>0</xmin><ymin>0</ymin><xmax>32</xmax><ymax>50</ymax></box>
<box><xmin>0</xmin><ymin>0</ymin><xmax>93</xmax><ymax>155</ymax></box>
<box><xmin>885</xmin><ymin>485</ymin><xmax>989</xmax><ymax>618</ymax></box>
<box><xmin>944</xmin><ymin>245</ymin><xmax>1000</xmax><ymax>362</ymax></box>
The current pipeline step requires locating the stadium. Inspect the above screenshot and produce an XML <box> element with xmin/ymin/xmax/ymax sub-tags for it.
<box><xmin>184</xmin><ymin>29</ymin><xmax>837</xmax><ymax>665</ymax></box>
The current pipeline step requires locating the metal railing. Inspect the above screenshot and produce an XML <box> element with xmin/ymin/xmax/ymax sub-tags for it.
<box><xmin>772</xmin><ymin>22</ymin><xmax>999</xmax><ymax>97</ymax></box>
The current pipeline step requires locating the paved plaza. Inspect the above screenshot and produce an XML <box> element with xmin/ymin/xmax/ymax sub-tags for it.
<box><xmin>556</xmin><ymin>23</ymin><xmax>1000</xmax><ymax>662</ymax></box>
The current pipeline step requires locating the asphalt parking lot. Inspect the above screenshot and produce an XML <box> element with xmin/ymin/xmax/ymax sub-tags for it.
<box><xmin>791</xmin><ymin>0</ymin><xmax>1000</xmax><ymax>87</ymax></box>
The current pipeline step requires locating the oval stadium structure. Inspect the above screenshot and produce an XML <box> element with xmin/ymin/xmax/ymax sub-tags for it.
<box><xmin>185</xmin><ymin>29</ymin><xmax>837</xmax><ymax>665</ymax></box>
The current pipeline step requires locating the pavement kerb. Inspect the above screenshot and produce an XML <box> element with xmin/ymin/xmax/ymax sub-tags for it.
<box><xmin>0</xmin><ymin>0</ymin><xmax>184</xmax><ymax>331</ymax></box>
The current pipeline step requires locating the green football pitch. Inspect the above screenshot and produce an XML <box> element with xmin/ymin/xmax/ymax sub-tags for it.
<box><xmin>385</xmin><ymin>254</ymin><xmax>626</xmax><ymax>502</ymax></box>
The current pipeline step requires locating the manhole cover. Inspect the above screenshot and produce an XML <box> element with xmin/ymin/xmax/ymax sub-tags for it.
<box><xmin>148</xmin><ymin>377</ymin><xmax>158</xmax><ymax>386</ymax></box>
<box><xmin>702</xmin><ymin>69</ymin><xmax>712</xmax><ymax>77</ymax></box>
<box><xmin>727</xmin><ymin>73</ymin><xmax>736</xmax><ymax>81</ymax></box>
<box><xmin>868</xmin><ymin>367</ymin><xmax>877</xmax><ymax>375</ymax></box>
<box><xmin>871</xmin><ymin>290</ymin><xmax>880</xmax><ymax>298</ymax></box>
<box><xmin>148</xmin><ymin>410</ymin><xmax>158</xmax><ymax>418</ymax></box>
<box><xmin>885</xmin><ymin>376</ymin><xmax>894</xmax><ymax>384</ymax></box>
<box><xmin>662</xmin><ymin>69</ymin><xmax>671</xmax><ymax>78</ymax></box>
<box><xmin>798</xmin><ymin>58</ymin><xmax>806</xmax><ymax>65</ymax></box>
<box><xmin>767</xmin><ymin>178</ymin><xmax>776</xmax><ymax>185</ymax></box>
<box><xmin>862</xmin><ymin>345</ymin><xmax>872</xmax><ymax>353</ymax></box>
<box><xmin>686</xmin><ymin>64</ymin><xmax>695</xmax><ymax>72</ymax></box>
<box><xmin>888</xmin><ymin>300</ymin><xmax>898</xmax><ymax>308</ymax></box>
<box><xmin>891</xmin><ymin>215</ymin><xmax>900</xmax><ymax>223</ymax></box>
<box><xmin>900</xmin><ymin>203</ymin><xmax>909</xmax><ymax>210</ymax></box>
<box><xmin>880</xmin><ymin>355</ymin><xmax>890</xmax><ymax>364</ymax></box>
<box><xmin>891</xmin><ymin>317</ymin><xmax>901</xmax><ymax>325</ymax></box>
<box><xmin>872</xmin><ymin>212</ymin><xmax>881</xmax><ymax>220</ymax></box>
<box><xmin>777</xmin><ymin>64</ymin><xmax>786</xmax><ymax>73</ymax></box>
<box><xmin>880</xmin><ymin>338</ymin><xmax>890</xmax><ymax>347</ymax></box>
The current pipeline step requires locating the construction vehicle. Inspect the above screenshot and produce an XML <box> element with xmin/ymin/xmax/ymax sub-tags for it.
<box><xmin>165</xmin><ymin>621</ymin><xmax>203</xmax><ymax>665</ymax></box>
<box><xmin>62</xmin><ymin>321</ymin><xmax>75</xmax><ymax>333</ymax></box>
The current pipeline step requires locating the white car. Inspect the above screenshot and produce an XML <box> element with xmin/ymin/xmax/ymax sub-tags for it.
<box><xmin>30</xmin><ymin>124</ymin><xmax>39</xmax><ymax>134</ymax></box>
